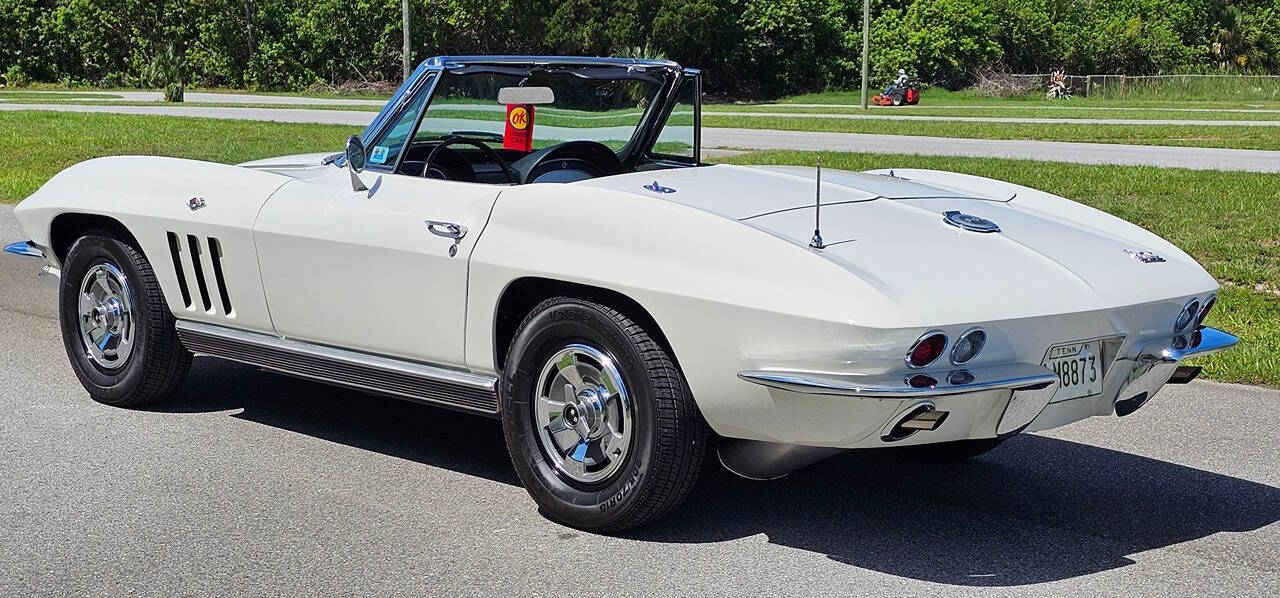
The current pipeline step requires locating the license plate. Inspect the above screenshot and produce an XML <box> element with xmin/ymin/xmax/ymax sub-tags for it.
<box><xmin>1043</xmin><ymin>341</ymin><xmax>1104</xmax><ymax>401</ymax></box>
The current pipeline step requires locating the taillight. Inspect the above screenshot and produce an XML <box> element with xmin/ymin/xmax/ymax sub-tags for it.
<box><xmin>907</xmin><ymin>374</ymin><xmax>937</xmax><ymax>388</ymax></box>
<box><xmin>1195</xmin><ymin>295</ymin><xmax>1216</xmax><ymax>327</ymax></box>
<box><xmin>906</xmin><ymin>332</ymin><xmax>948</xmax><ymax>368</ymax></box>
<box><xmin>950</xmin><ymin>328</ymin><xmax>986</xmax><ymax>365</ymax></box>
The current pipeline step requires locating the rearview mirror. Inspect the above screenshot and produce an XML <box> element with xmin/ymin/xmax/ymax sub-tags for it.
<box><xmin>345</xmin><ymin>135</ymin><xmax>368</xmax><ymax>192</ymax></box>
<box><xmin>497</xmin><ymin>86</ymin><xmax>555</xmax><ymax>105</ymax></box>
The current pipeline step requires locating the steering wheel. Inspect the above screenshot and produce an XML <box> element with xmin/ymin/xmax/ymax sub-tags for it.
<box><xmin>513</xmin><ymin>140</ymin><xmax>624</xmax><ymax>184</ymax></box>
<box><xmin>422</xmin><ymin>137</ymin><xmax>515</xmax><ymax>184</ymax></box>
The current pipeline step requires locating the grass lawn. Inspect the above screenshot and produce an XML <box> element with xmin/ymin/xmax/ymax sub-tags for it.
<box><xmin>0</xmin><ymin>111</ymin><xmax>358</xmax><ymax>203</ymax></box>
<box><xmin>0</xmin><ymin>98</ymin><xmax>385</xmax><ymax>112</ymax></box>
<box><xmin>773</xmin><ymin>87</ymin><xmax>1280</xmax><ymax>110</ymax></box>
<box><xmin>706</xmin><ymin>103</ymin><xmax>1280</xmax><ymax>121</ymax></box>
<box><xmin>701</xmin><ymin>115</ymin><xmax>1280</xmax><ymax>151</ymax></box>
<box><xmin>9</xmin><ymin>87</ymin><xmax>1280</xmax><ymax>150</ymax></box>
<box><xmin>1</xmin><ymin>111</ymin><xmax>1274</xmax><ymax>386</ymax></box>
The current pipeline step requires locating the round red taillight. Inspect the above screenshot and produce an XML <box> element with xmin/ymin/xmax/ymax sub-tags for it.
<box><xmin>907</xmin><ymin>374</ymin><xmax>938</xmax><ymax>388</ymax></box>
<box><xmin>906</xmin><ymin>332</ymin><xmax>948</xmax><ymax>368</ymax></box>
<box><xmin>1195</xmin><ymin>295</ymin><xmax>1216</xmax><ymax>327</ymax></box>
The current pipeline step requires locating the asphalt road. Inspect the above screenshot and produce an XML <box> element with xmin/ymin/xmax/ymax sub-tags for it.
<box><xmin>5</xmin><ymin>102</ymin><xmax>1280</xmax><ymax>173</ymax></box>
<box><xmin>1</xmin><ymin>205</ymin><xmax>1278</xmax><ymax>596</ymax></box>
<box><xmin>2</xmin><ymin>90</ymin><xmax>387</xmax><ymax>106</ymax></box>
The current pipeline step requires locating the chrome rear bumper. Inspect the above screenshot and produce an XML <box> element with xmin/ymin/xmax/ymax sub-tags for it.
<box><xmin>4</xmin><ymin>240</ymin><xmax>44</xmax><ymax>258</ymax></box>
<box><xmin>739</xmin><ymin>361</ymin><xmax>1061</xmax><ymax>439</ymax></box>
<box><xmin>1113</xmin><ymin>326</ymin><xmax>1238</xmax><ymax>416</ymax></box>
<box><xmin>737</xmin><ymin>361</ymin><xmax>1058</xmax><ymax>399</ymax></box>
<box><xmin>5</xmin><ymin>240</ymin><xmax>61</xmax><ymax>289</ymax></box>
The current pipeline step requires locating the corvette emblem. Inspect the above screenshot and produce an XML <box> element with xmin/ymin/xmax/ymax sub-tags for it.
<box><xmin>943</xmin><ymin>210</ymin><xmax>999</xmax><ymax>233</ymax></box>
<box><xmin>1123</xmin><ymin>248</ymin><xmax>1166</xmax><ymax>263</ymax></box>
<box><xmin>187</xmin><ymin>197</ymin><xmax>206</xmax><ymax>211</ymax></box>
<box><xmin>643</xmin><ymin>181</ymin><xmax>676</xmax><ymax>194</ymax></box>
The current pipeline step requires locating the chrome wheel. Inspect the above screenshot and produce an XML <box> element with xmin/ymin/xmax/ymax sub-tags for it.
<box><xmin>534</xmin><ymin>343</ymin><xmax>634</xmax><ymax>485</ymax></box>
<box><xmin>77</xmin><ymin>263</ymin><xmax>135</xmax><ymax>370</ymax></box>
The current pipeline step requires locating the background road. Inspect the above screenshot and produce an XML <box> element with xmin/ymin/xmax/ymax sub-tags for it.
<box><xmin>5</xmin><ymin>102</ymin><xmax>1280</xmax><ymax>173</ymax></box>
<box><xmin>1</xmin><ymin>206</ymin><xmax>1278</xmax><ymax>596</ymax></box>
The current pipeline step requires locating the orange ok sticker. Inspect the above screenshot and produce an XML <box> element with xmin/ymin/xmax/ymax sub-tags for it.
<box><xmin>508</xmin><ymin>106</ymin><xmax>529</xmax><ymax>130</ymax></box>
<box><xmin>504</xmin><ymin>104</ymin><xmax>535</xmax><ymax>151</ymax></box>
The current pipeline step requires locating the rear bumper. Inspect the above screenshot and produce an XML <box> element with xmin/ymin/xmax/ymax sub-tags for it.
<box><xmin>734</xmin><ymin>326</ymin><xmax>1237</xmax><ymax>449</ymax></box>
<box><xmin>1111</xmin><ymin>326</ymin><xmax>1237</xmax><ymax>416</ymax></box>
<box><xmin>4</xmin><ymin>240</ymin><xmax>44</xmax><ymax>258</ymax></box>
<box><xmin>4</xmin><ymin>240</ymin><xmax>61</xmax><ymax>289</ymax></box>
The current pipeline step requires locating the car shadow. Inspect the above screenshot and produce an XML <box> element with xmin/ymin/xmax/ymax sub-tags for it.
<box><xmin>152</xmin><ymin>357</ymin><xmax>520</xmax><ymax>486</ymax></box>
<box><xmin>158</xmin><ymin>358</ymin><xmax>1280</xmax><ymax>587</ymax></box>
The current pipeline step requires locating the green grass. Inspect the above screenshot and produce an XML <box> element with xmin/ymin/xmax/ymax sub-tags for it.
<box><xmin>771</xmin><ymin>87</ymin><xmax>1280</xmax><ymax>109</ymax></box>
<box><xmin>1</xmin><ymin>110</ymin><xmax>1273</xmax><ymax>385</ymax></box>
<box><xmin>0</xmin><ymin>98</ymin><xmax>385</xmax><ymax>112</ymax></box>
<box><xmin>190</xmin><ymin>86</ymin><xmax>392</xmax><ymax>100</ymax></box>
<box><xmin>0</xmin><ymin>111</ymin><xmax>357</xmax><ymax>203</ymax></box>
<box><xmin>715</xmin><ymin>149</ymin><xmax>1280</xmax><ymax>387</ymax></box>
<box><xmin>706</xmin><ymin>103</ymin><xmax>1280</xmax><ymax>121</ymax></box>
<box><xmin>702</xmin><ymin>115</ymin><xmax>1280</xmax><ymax>150</ymax></box>
<box><xmin>0</xmin><ymin>91</ymin><xmax>124</xmax><ymax>100</ymax></box>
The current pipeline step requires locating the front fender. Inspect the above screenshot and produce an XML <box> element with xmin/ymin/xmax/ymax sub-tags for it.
<box><xmin>13</xmin><ymin>156</ymin><xmax>291</xmax><ymax>334</ymax></box>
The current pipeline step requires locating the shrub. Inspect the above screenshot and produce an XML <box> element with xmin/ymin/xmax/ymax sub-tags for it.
<box><xmin>3</xmin><ymin>64</ymin><xmax>30</xmax><ymax>88</ymax></box>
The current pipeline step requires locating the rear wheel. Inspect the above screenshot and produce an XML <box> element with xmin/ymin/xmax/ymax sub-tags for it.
<box><xmin>899</xmin><ymin>437</ymin><xmax>1007</xmax><ymax>462</ymax></box>
<box><xmin>891</xmin><ymin>90</ymin><xmax>905</xmax><ymax>106</ymax></box>
<box><xmin>501</xmin><ymin>297</ymin><xmax>708</xmax><ymax>532</ymax></box>
<box><xmin>59</xmin><ymin>232</ymin><xmax>191</xmax><ymax>407</ymax></box>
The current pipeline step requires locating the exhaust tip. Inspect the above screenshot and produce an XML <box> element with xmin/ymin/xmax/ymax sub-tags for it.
<box><xmin>1167</xmin><ymin>365</ymin><xmax>1202</xmax><ymax>385</ymax></box>
<box><xmin>882</xmin><ymin>403</ymin><xmax>950</xmax><ymax>442</ymax></box>
<box><xmin>1115</xmin><ymin>391</ymin><xmax>1149</xmax><ymax>417</ymax></box>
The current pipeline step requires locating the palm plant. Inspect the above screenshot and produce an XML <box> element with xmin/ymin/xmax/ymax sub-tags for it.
<box><xmin>142</xmin><ymin>44</ymin><xmax>186</xmax><ymax>102</ymax></box>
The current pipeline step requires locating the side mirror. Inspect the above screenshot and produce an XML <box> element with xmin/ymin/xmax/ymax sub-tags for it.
<box><xmin>345</xmin><ymin>135</ymin><xmax>368</xmax><ymax>191</ymax></box>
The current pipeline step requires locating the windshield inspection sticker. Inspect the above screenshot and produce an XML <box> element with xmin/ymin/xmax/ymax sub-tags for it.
<box><xmin>369</xmin><ymin>146</ymin><xmax>390</xmax><ymax>165</ymax></box>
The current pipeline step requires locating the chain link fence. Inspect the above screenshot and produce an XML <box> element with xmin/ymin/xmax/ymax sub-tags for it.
<box><xmin>973</xmin><ymin>73</ymin><xmax>1280</xmax><ymax>101</ymax></box>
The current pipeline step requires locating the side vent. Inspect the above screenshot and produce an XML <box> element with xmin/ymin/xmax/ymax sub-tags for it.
<box><xmin>186</xmin><ymin>234</ymin><xmax>212</xmax><ymax>312</ymax></box>
<box><xmin>166</xmin><ymin>232</ymin><xmax>192</xmax><ymax>308</ymax></box>
<box><xmin>208</xmin><ymin>237</ymin><xmax>233</xmax><ymax>315</ymax></box>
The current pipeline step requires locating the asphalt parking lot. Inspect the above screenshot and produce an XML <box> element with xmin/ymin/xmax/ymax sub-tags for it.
<box><xmin>2</xmin><ymin>206</ymin><xmax>1278</xmax><ymax>596</ymax></box>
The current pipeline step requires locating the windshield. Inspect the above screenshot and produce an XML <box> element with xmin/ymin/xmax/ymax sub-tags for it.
<box><xmin>415</xmin><ymin>70</ymin><xmax>664</xmax><ymax>151</ymax></box>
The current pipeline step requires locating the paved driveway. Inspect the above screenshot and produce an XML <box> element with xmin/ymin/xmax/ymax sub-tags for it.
<box><xmin>1</xmin><ymin>206</ymin><xmax>1277</xmax><ymax>596</ymax></box>
<box><xmin>5</xmin><ymin>102</ymin><xmax>1280</xmax><ymax>172</ymax></box>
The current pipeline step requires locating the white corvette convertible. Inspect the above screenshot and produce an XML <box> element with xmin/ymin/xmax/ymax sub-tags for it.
<box><xmin>6</xmin><ymin>56</ymin><xmax>1237</xmax><ymax>531</ymax></box>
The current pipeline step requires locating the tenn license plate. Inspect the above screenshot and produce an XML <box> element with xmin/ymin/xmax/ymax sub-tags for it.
<box><xmin>1043</xmin><ymin>340</ymin><xmax>1104</xmax><ymax>401</ymax></box>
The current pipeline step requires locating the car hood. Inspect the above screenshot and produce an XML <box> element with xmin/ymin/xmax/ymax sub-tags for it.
<box><xmin>238</xmin><ymin>152</ymin><xmax>336</xmax><ymax>181</ymax></box>
<box><xmin>579</xmin><ymin>165</ymin><xmax>1216</xmax><ymax>318</ymax></box>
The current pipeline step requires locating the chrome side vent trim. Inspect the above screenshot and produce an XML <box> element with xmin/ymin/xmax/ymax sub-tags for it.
<box><xmin>175</xmin><ymin>321</ymin><xmax>499</xmax><ymax>416</ymax></box>
<box><xmin>185</xmin><ymin>234</ymin><xmax>212</xmax><ymax>312</ymax></box>
<box><xmin>207</xmin><ymin>237</ymin><xmax>233</xmax><ymax>315</ymax></box>
<box><xmin>166</xmin><ymin>232</ymin><xmax>192</xmax><ymax>308</ymax></box>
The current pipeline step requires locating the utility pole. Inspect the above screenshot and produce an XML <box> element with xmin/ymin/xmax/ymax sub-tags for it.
<box><xmin>401</xmin><ymin>0</ymin><xmax>412</xmax><ymax>81</ymax></box>
<box><xmin>860</xmin><ymin>0</ymin><xmax>870</xmax><ymax>109</ymax></box>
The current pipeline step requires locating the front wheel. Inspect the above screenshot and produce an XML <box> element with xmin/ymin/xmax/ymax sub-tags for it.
<box><xmin>501</xmin><ymin>297</ymin><xmax>708</xmax><ymax>532</ymax></box>
<box><xmin>59</xmin><ymin>232</ymin><xmax>192</xmax><ymax>407</ymax></box>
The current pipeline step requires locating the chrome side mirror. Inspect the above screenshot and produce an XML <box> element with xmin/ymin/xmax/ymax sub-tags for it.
<box><xmin>345</xmin><ymin>134</ymin><xmax>368</xmax><ymax>192</ymax></box>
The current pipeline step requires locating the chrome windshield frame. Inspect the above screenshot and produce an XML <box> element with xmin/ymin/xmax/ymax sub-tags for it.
<box><xmin>354</xmin><ymin>55</ymin><xmax>685</xmax><ymax>174</ymax></box>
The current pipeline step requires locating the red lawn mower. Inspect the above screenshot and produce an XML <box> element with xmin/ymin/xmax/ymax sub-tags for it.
<box><xmin>872</xmin><ymin>71</ymin><xmax>920</xmax><ymax>106</ymax></box>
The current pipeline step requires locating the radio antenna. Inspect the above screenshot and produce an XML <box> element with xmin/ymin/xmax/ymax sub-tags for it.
<box><xmin>809</xmin><ymin>157</ymin><xmax>825</xmax><ymax>249</ymax></box>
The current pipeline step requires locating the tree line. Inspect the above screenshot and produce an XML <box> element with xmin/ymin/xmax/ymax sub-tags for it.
<box><xmin>2</xmin><ymin>0</ymin><xmax>1277</xmax><ymax>97</ymax></box>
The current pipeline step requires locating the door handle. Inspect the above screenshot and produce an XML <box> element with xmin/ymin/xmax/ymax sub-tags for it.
<box><xmin>426</xmin><ymin>220</ymin><xmax>468</xmax><ymax>240</ymax></box>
